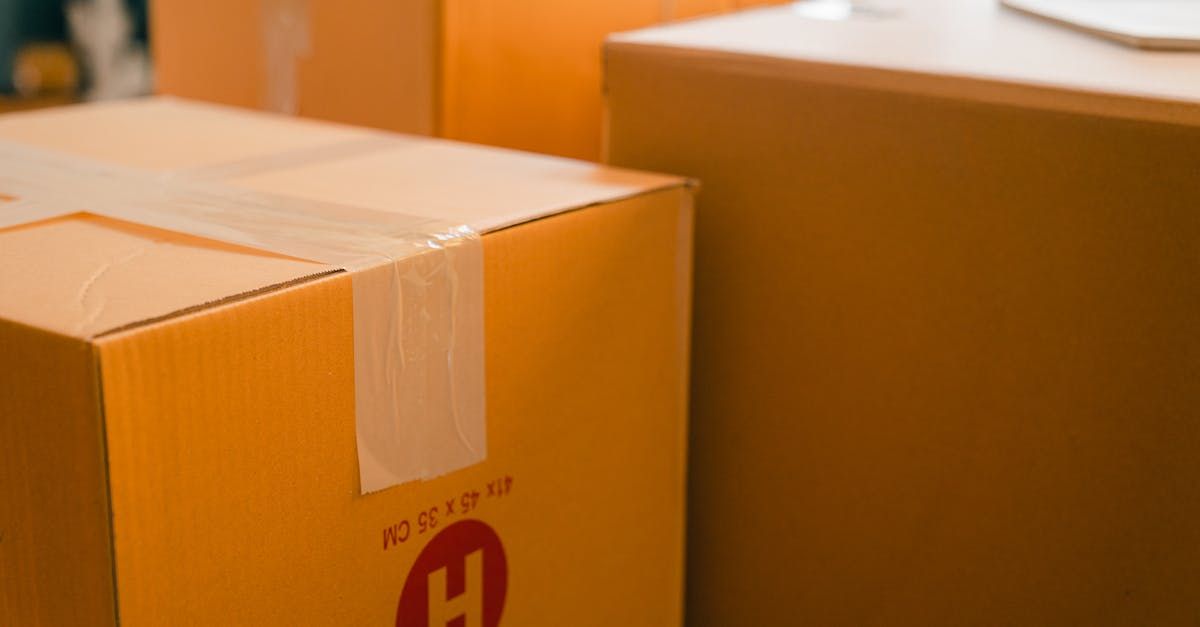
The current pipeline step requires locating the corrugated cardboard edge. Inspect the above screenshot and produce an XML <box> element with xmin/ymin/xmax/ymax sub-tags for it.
<box><xmin>93</xmin><ymin>269</ymin><xmax>344</xmax><ymax>339</ymax></box>
<box><xmin>603</xmin><ymin>37</ymin><xmax>1200</xmax><ymax>129</ymax></box>
<box><xmin>88</xmin><ymin>341</ymin><xmax>122</xmax><ymax>627</ymax></box>
<box><xmin>83</xmin><ymin>180</ymin><xmax>695</xmax><ymax>341</ymax></box>
<box><xmin>489</xmin><ymin>177</ymin><xmax>699</xmax><ymax>232</ymax></box>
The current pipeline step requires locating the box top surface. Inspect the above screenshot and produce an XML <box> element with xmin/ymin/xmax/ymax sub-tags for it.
<box><xmin>0</xmin><ymin>97</ymin><xmax>683</xmax><ymax>340</ymax></box>
<box><xmin>609</xmin><ymin>0</ymin><xmax>1200</xmax><ymax>124</ymax></box>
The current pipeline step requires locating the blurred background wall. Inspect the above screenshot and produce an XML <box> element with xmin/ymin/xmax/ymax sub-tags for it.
<box><xmin>0</xmin><ymin>0</ymin><xmax>149</xmax><ymax>111</ymax></box>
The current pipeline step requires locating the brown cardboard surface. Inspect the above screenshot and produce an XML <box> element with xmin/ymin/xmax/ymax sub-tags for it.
<box><xmin>150</xmin><ymin>0</ymin><xmax>785</xmax><ymax>160</ymax></box>
<box><xmin>0</xmin><ymin>320</ymin><xmax>115</xmax><ymax>625</ymax></box>
<box><xmin>606</xmin><ymin>3</ymin><xmax>1200</xmax><ymax>625</ymax></box>
<box><xmin>1</xmin><ymin>99</ymin><xmax>693</xmax><ymax>625</ymax></box>
<box><xmin>150</xmin><ymin>0</ymin><xmax>437</xmax><ymax>135</ymax></box>
<box><xmin>439</xmin><ymin>0</ymin><xmax>780</xmax><ymax>160</ymax></box>
<box><xmin>0</xmin><ymin>214</ymin><xmax>331</xmax><ymax>339</ymax></box>
<box><xmin>0</xmin><ymin>97</ymin><xmax>374</xmax><ymax>171</ymax></box>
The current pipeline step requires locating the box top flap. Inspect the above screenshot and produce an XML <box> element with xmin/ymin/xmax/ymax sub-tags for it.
<box><xmin>0</xmin><ymin>97</ymin><xmax>684</xmax><ymax>339</ymax></box>
<box><xmin>0</xmin><ymin>213</ymin><xmax>335</xmax><ymax>341</ymax></box>
<box><xmin>608</xmin><ymin>0</ymin><xmax>1200</xmax><ymax>126</ymax></box>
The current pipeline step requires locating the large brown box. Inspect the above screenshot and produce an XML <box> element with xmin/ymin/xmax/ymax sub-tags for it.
<box><xmin>606</xmin><ymin>2</ymin><xmax>1200</xmax><ymax>625</ymax></box>
<box><xmin>0</xmin><ymin>98</ymin><xmax>693</xmax><ymax>626</ymax></box>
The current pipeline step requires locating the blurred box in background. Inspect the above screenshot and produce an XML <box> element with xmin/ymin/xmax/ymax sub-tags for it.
<box><xmin>606</xmin><ymin>1</ymin><xmax>1200</xmax><ymax>625</ymax></box>
<box><xmin>0</xmin><ymin>98</ymin><xmax>693</xmax><ymax>625</ymax></box>
<box><xmin>150</xmin><ymin>0</ymin><xmax>780</xmax><ymax>161</ymax></box>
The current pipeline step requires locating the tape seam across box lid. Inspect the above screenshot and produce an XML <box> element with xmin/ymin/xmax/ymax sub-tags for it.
<box><xmin>0</xmin><ymin>137</ymin><xmax>485</xmax><ymax>494</ymax></box>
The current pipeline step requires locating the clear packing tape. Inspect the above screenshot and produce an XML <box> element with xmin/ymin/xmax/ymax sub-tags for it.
<box><xmin>0</xmin><ymin>138</ymin><xmax>485</xmax><ymax>494</ymax></box>
<box><xmin>261</xmin><ymin>0</ymin><xmax>310</xmax><ymax>114</ymax></box>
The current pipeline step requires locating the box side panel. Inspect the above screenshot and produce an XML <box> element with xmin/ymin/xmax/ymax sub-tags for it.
<box><xmin>96</xmin><ymin>274</ymin><xmax>360</xmax><ymax>626</ymax></box>
<box><xmin>97</xmin><ymin>188</ymin><xmax>690</xmax><ymax>626</ymax></box>
<box><xmin>0</xmin><ymin>321</ymin><xmax>116</xmax><ymax>626</ymax></box>
<box><xmin>150</xmin><ymin>0</ymin><xmax>437</xmax><ymax>134</ymax></box>
<box><xmin>149</xmin><ymin>0</ymin><xmax>263</xmax><ymax>110</ymax></box>
<box><xmin>441</xmin><ymin>0</ymin><xmax>662</xmax><ymax>160</ymax></box>
<box><xmin>440</xmin><ymin>0</ymin><xmax>784</xmax><ymax>160</ymax></box>
<box><xmin>298</xmin><ymin>0</ymin><xmax>438</xmax><ymax>134</ymax></box>
<box><xmin>481</xmin><ymin>187</ymin><xmax>692</xmax><ymax>626</ymax></box>
<box><xmin>607</xmin><ymin>45</ymin><xmax>1200</xmax><ymax>626</ymax></box>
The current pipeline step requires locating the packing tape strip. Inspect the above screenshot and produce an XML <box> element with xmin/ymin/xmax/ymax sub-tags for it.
<box><xmin>0</xmin><ymin>138</ymin><xmax>485</xmax><ymax>494</ymax></box>
<box><xmin>261</xmin><ymin>0</ymin><xmax>310</xmax><ymax>115</ymax></box>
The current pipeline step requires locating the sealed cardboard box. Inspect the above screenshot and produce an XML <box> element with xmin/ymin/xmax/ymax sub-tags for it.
<box><xmin>150</xmin><ymin>0</ymin><xmax>780</xmax><ymax>161</ymax></box>
<box><xmin>0</xmin><ymin>97</ymin><xmax>693</xmax><ymax>626</ymax></box>
<box><xmin>605</xmin><ymin>2</ymin><xmax>1200</xmax><ymax>625</ymax></box>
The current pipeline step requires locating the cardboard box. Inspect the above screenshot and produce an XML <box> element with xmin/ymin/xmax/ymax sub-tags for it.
<box><xmin>149</xmin><ymin>0</ymin><xmax>781</xmax><ymax>161</ymax></box>
<box><xmin>605</xmin><ymin>2</ymin><xmax>1200</xmax><ymax>625</ymax></box>
<box><xmin>0</xmin><ymin>97</ymin><xmax>694</xmax><ymax>625</ymax></box>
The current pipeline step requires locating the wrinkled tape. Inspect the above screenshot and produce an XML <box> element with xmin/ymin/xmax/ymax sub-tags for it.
<box><xmin>0</xmin><ymin>139</ymin><xmax>485</xmax><ymax>494</ymax></box>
